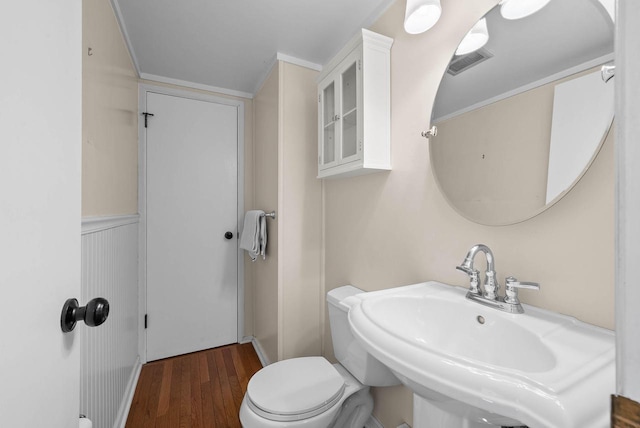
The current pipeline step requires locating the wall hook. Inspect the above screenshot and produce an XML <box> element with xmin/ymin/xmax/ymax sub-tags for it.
<box><xmin>421</xmin><ymin>125</ymin><xmax>438</xmax><ymax>139</ymax></box>
<box><xmin>601</xmin><ymin>64</ymin><xmax>615</xmax><ymax>83</ymax></box>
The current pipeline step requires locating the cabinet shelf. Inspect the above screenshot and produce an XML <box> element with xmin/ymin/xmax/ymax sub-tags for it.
<box><xmin>343</xmin><ymin>110</ymin><xmax>357</xmax><ymax>127</ymax></box>
<box><xmin>343</xmin><ymin>107</ymin><xmax>357</xmax><ymax>118</ymax></box>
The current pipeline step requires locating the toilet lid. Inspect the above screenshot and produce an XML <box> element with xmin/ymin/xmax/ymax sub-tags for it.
<box><xmin>247</xmin><ymin>356</ymin><xmax>345</xmax><ymax>421</ymax></box>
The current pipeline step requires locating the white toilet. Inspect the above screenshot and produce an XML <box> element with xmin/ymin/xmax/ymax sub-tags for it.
<box><xmin>239</xmin><ymin>285</ymin><xmax>399</xmax><ymax>427</ymax></box>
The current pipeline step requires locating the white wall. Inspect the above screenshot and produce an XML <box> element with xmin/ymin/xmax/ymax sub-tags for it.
<box><xmin>615</xmin><ymin>0</ymin><xmax>640</xmax><ymax>403</ymax></box>
<box><xmin>81</xmin><ymin>217</ymin><xmax>140</xmax><ymax>428</ymax></box>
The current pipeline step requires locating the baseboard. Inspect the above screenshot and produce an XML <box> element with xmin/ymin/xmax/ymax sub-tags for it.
<box><xmin>239</xmin><ymin>336</ymin><xmax>254</xmax><ymax>345</ymax></box>
<box><xmin>114</xmin><ymin>357</ymin><xmax>142</xmax><ymax>428</ymax></box>
<box><xmin>250</xmin><ymin>337</ymin><xmax>270</xmax><ymax>367</ymax></box>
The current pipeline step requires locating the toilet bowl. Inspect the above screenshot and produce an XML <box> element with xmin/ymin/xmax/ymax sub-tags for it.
<box><xmin>239</xmin><ymin>286</ymin><xmax>399</xmax><ymax>428</ymax></box>
<box><xmin>239</xmin><ymin>359</ymin><xmax>372</xmax><ymax>427</ymax></box>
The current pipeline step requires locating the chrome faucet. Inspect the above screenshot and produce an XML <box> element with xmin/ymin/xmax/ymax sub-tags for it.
<box><xmin>456</xmin><ymin>244</ymin><xmax>539</xmax><ymax>314</ymax></box>
<box><xmin>456</xmin><ymin>244</ymin><xmax>498</xmax><ymax>300</ymax></box>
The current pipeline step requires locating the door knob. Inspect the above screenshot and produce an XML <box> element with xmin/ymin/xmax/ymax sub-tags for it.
<box><xmin>61</xmin><ymin>297</ymin><xmax>110</xmax><ymax>333</ymax></box>
<box><xmin>224</xmin><ymin>231</ymin><xmax>234</xmax><ymax>240</ymax></box>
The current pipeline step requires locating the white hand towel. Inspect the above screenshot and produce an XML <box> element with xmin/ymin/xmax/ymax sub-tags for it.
<box><xmin>259</xmin><ymin>213</ymin><xmax>267</xmax><ymax>260</ymax></box>
<box><xmin>240</xmin><ymin>210</ymin><xmax>265</xmax><ymax>261</ymax></box>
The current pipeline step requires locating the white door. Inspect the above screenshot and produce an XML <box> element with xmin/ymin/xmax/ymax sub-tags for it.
<box><xmin>0</xmin><ymin>0</ymin><xmax>81</xmax><ymax>425</ymax></box>
<box><xmin>145</xmin><ymin>91</ymin><xmax>239</xmax><ymax>361</ymax></box>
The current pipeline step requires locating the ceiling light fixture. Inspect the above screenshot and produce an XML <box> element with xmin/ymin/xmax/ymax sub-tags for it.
<box><xmin>404</xmin><ymin>0</ymin><xmax>442</xmax><ymax>34</ymax></box>
<box><xmin>455</xmin><ymin>18</ymin><xmax>489</xmax><ymax>56</ymax></box>
<box><xmin>499</xmin><ymin>0</ymin><xmax>552</xmax><ymax>20</ymax></box>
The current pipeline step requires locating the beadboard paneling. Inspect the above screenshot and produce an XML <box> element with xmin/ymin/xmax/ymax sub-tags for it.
<box><xmin>81</xmin><ymin>216</ymin><xmax>139</xmax><ymax>428</ymax></box>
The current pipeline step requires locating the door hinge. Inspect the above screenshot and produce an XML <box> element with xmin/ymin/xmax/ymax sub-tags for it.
<box><xmin>358</xmin><ymin>60</ymin><xmax>361</xmax><ymax>70</ymax></box>
<box><xmin>318</xmin><ymin>94</ymin><xmax>321</xmax><ymax>103</ymax></box>
<box><xmin>141</xmin><ymin>112</ymin><xmax>155</xmax><ymax>128</ymax></box>
<box><xmin>144</xmin><ymin>314</ymin><xmax>148</xmax><ymax>329</ymax></box>
<box><xmin>318</xmin><ymin>155</ymin><xmax>321</xmax><ymax>165</ymax></box>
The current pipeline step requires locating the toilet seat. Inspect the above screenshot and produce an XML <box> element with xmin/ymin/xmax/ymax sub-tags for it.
<box><xmin>246</xmin><ymin>357</ymin><xmax>346</xmax><ymax>422</ymax></box>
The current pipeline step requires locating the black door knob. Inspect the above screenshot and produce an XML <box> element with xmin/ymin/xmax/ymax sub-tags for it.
<box><xmin>61</xmin><ymin>297</ymin><xmax>110</xmax><ymax>333</ymax></box>
<box><xmin>84</xmin><ymin>297</ymin><xmax>110</xmax><ymax>327</ymax></box>
<box><xmin>224</xmin><ymin>231</ymin><xmax>233</xmax><ymax>240</ymax></box>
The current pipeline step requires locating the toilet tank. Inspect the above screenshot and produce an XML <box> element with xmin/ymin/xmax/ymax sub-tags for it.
<box><xmin>327</xmin><ymin>286</ymin><xmax>399</xmax><ymax>387</ymax></box>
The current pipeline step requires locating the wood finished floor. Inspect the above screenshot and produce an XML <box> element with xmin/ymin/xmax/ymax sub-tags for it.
<box><xmin>125</xmin><ymin>343</ymin><xmax>263</xmax><ymax>428</ymax></box>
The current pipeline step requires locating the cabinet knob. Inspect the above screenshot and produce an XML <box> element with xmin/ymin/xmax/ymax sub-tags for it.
<box><xmin>224</xmin><ymin>231</ymin><xmax>234</xmax><ymax>240</ymax></box>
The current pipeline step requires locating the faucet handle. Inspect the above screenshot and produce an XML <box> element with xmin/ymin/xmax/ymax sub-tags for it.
<box><xmin>457</xmin><ymin>266</ymin><xmax>481</xmax><ymax>295</ymax></box>
<box><xmin>505</xmin><ymin>277</ymin><xmax>540</xmax><ymax>290</ymax></box>
<box><xmin>504</xmin><ymin>276</ymin><xmax>539</xmax><ymax>305</ymax></box>
<box><xmin>456</xmin><ymin>265</ymin><xmax>473</xmax><ymax>275</ymax></box>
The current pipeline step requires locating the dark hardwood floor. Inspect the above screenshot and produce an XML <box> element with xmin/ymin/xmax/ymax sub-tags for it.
<box><xmin>125</xmin><ymin>343</ymin><xmax>263</xmax><ymax>428</ymax></box>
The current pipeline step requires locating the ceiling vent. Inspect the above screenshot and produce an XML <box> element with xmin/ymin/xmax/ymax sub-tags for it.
<box><xmin>447</xmin><ymin>48</ymin><xmax>493</xmax><ymax>76</ymax></box>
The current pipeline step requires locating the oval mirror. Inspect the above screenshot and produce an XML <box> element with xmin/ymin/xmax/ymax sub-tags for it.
<box><xmin>429</xmin><ymin>0</ymin><xmax>614</xmax><ymax>226</ymax></box>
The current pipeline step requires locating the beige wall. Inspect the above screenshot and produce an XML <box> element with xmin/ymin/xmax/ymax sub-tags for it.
<box><xmin>322</xmin><ymin>0</ymin><xmax>615</xmax><ymax>426</ymax></box>
<box><xmin>252</xmin><ymin>61</ymin><xmax>322</xmax><ymax>363</ymax></box>
<box><xmin>83</xmin><ymin>0</ymin><xmax>139</xmax><ymax>216</ymax></box>
<box><xmin>279</xmin><ymin>62</ymin><xmax>323</xmax><ymax>360</ymax></box>
<box><xmin>433</xmin><ymin>67</ymin><xmax>605</xmax><ymax>225</ymax></box>
<box><xmin>433</xmin><ymin>84</ymin><xmax>553</xmax><ymax>224</ymax></box>
<box><xmin>253</xmin><ymin>66</ymin><xmax>281</xmax><ymax>363</ymax></box>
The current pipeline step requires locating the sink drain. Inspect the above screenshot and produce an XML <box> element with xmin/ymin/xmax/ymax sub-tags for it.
<box><xmin>476</xmin><ymin>315</ymin><xmax>485</xmax><ymax>324</ymax></box>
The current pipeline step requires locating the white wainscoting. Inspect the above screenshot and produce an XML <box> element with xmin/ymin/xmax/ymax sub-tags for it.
<box><xmin>80</xmin><ymin>215</ymin><xmax>140</xmax><ymax>428</ymax></box>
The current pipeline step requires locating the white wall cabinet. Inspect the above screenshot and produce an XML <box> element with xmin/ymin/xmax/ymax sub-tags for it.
<box><xmin>317</xmin><ymin>29</ymin><xmax>393</xmax><ymax>179</ymax></box>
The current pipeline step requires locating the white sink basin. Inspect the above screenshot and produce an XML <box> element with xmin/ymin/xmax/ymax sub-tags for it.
<box><xmin>347</xmin><ymin>281</ymin><xmax>615</xmax><ymax>428</ymax></box>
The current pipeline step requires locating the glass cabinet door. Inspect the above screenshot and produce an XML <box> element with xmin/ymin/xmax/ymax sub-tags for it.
<box><xmin>339</xmin><ymin>50</ymin><xmax>361</xmax><ymax>162</ymax></box>
<box><xmin>321</xmin><ymin>80</ymin><xmax>336</xmax><ymax>167</ymax></box>
<box><xmin>318</xmin><ymin>46</ymin><xmax>370</xmax><ymax>177</ymax></box>
<box><xmin>341</xmin><ymin>60</ymin><xmax>358</xmax><ymax>161</ymax></box>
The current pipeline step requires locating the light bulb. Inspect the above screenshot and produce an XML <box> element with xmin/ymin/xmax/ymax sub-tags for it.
<box><xmin>456</xmin><ymin>18</ymin><xmax>489</xmax><ymax>56</ymax></box>
<box><xmin>500</xmin><ymin>0</ymin><xmax>552</xmax><ymax>20</ymax></box>
<box><xmin>404</xmin><ymin>0</ymin><xmax>442</xmax><ymax>34</ymax></box>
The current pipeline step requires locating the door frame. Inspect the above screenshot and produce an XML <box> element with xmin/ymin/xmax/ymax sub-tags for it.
<box><xmin>138</xmin><ymin>83</ymin><xmax>245</xmax><ymax>363</ymax></box>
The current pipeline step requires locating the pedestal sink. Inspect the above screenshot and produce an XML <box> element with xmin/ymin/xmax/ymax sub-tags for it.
<box><xmin>346</xmin><ymin>281</ymin><xmax>615</xmax><ymax>428</ymax></box>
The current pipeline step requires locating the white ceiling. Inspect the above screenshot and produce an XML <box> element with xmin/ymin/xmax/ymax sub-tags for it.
<box><xmin>113</xmin><ymin>0</ymin><xmax>396</xmax><ymax>98</ymax></box>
